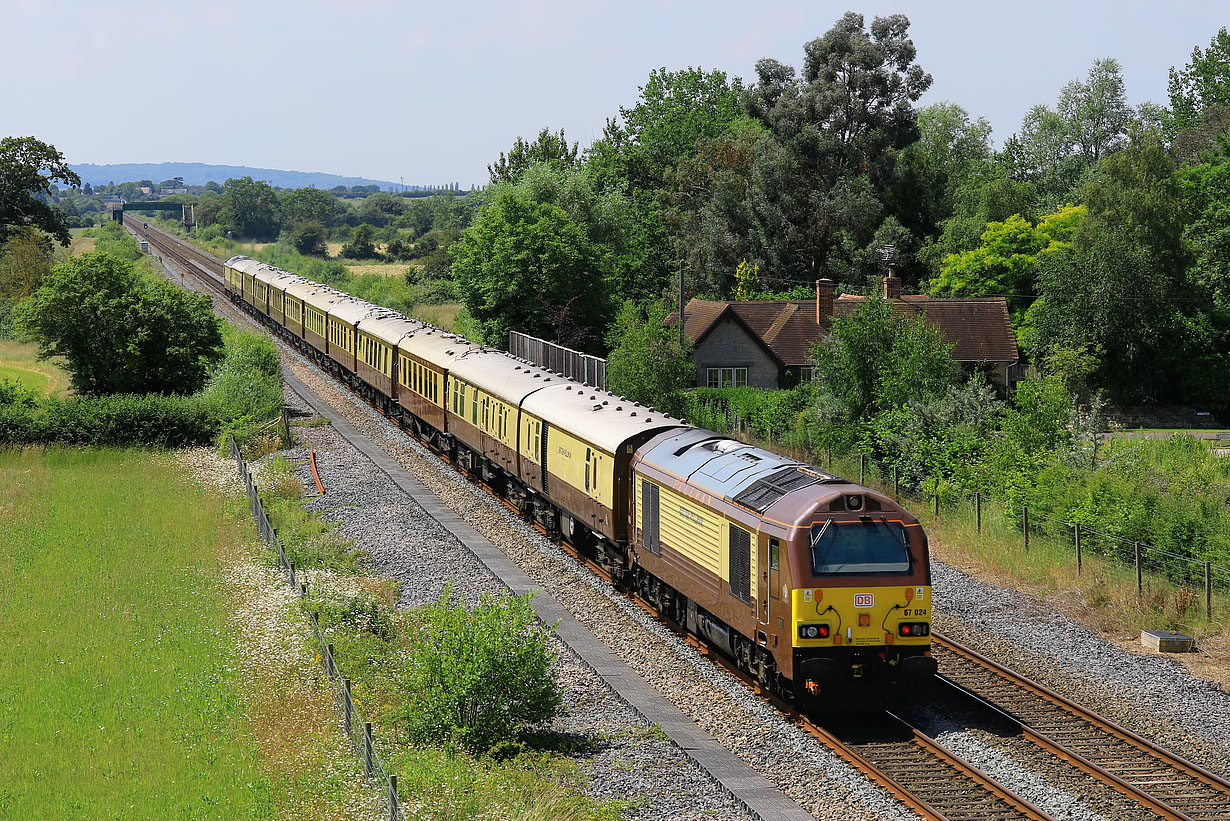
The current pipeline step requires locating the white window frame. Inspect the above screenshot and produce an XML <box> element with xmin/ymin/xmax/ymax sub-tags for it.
<box><xmin>706</xmin><ymin>367</ymin><xmax>748</xmax><ymax>388</ymax></box>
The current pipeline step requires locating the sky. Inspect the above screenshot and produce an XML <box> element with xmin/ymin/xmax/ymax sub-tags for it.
<box><xmin>3</xmin><ymin>1</ymin><xmax>1227</xmax><ymax>188</ymax></box>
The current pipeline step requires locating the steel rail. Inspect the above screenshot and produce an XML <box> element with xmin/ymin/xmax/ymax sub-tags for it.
<box><xmin>144</xmin><ymin>223</ymin><xmax>1061</xmax><ymax>820</ymax></box>
<box><xmin>934</xmin><ymin>632</ymin><xmax>1230</xmax><ymax>821</ymax></box>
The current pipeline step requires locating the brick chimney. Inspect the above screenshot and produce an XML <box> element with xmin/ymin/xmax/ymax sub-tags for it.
<box><xmin>815</xmin><ymin>278</ymin><xmax>834</xmax><ymax>327</ymax></box>
<box><xmin>882</xmin><ymin>262</ymin><xmax>901</xmax><ymax>300</ymax></box>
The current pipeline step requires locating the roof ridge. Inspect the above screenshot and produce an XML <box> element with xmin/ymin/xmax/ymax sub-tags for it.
<box><xmin>762</xmin><ymin>302</ymin><xmax>798</xmax><ymax>344</ymax></box>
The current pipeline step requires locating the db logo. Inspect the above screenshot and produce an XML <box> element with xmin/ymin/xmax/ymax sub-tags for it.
<box><xmin>853</xmin><ymin>593</ymin><xmax>874</xmax><ymax>608</ymax></box>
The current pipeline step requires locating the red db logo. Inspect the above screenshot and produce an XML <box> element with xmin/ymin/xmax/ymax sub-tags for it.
<box><xmin>853</xmin><ymin>593</ymin><xmax>874</xmax><ymax>608</ymax></box>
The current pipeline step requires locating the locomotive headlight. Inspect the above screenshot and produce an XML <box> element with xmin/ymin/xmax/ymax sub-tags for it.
<box><xmin>798</xmin><ymin>623</ymin><xmax>830</xmax><ymax>640</ymax></box>
<box><xmin>898</xmin><ymin>622</ymin><xmax>930</xmax><ymax>637</ymax></box>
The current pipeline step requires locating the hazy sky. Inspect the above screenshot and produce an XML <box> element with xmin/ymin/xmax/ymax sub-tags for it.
<box><xmin>4</xmin><ymin>1</ymin><xmax>1226</xmax><ymax>187</ymax></box>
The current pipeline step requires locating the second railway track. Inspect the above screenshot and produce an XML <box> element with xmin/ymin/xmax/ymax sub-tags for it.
<box><xmin>130</xmin><ymin>216</ymin><xmax>1230</xmax><ymax>821</ymax></box>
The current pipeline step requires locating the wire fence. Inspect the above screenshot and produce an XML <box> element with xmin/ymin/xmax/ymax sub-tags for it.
<box><xmin>719</xmin><ymin>412</ymin><xmax>1229</xmax><ymax>619</ymax></box>
<box><xmin>229</xmin><ymin>434</ymin><xmax>403</xmax><ymax>820</ymax></box>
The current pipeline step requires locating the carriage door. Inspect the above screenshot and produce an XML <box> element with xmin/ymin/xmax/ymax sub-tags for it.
<box><xmin>758</xmin><ymin>533</ymin><xmax>770</xmax><ymax>631</ymax></box>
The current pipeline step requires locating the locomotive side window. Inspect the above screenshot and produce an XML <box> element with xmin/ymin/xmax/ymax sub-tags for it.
<box><xmin>729</xmin><ymin>525</ymin><xmax>752</xmax><ymax>604</ymax></box>
<box><xmin>809</xmin><ymin>519</ymin><xmax>910</xmax><ymax>575</ymax></box>
<box><xmin>641</xmin><ymin>480</ymin><xmax>660</xmax><ymax>556</ymax></box>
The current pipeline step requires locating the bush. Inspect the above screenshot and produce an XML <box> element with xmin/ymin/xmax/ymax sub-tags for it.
<box><xmin>680</xmin><ymin>385</ymin><xmax>814</xmax><ymax>439</ymax></box>
<box><xmin>397</xmin><ymin>586</ymin><xmax>561</xmax><ymax>752</ymax></box>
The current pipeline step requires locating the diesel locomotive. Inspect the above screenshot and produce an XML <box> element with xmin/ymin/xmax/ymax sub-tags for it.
<box><xmin>223</xmin><ymin>253</ymin><xmax>937</xmax><ymax>708</ymax></box>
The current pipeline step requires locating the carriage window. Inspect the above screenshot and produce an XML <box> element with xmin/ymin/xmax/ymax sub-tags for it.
<box><xmin>769</xmin><ymin>537</ymin><xmax>780</xmax><ymax>570</ymax></box>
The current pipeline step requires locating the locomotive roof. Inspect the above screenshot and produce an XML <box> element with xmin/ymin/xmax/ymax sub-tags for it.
<box><xmin>358</xmin><ymin>313</ymin><xmax>425</xmax><ymax>347</ymax></box>
<box><xmin>399</xmin><ymin>326</ymin><xmax>483</xmax><ymax>369</ymax></box>
<box><xmin>448</xmin><ymin>349</ymin><xmax>562</xmax><ymax>405</ymax></box>
<box><xmin>637</xmin><ymin>428</ymin><xmax>842</xmax><ymax>516</ymax></box>
<box><xmin>521</xmin><ymin>381</ymin><xmax>684</xmax><ymax>454</ymax></box>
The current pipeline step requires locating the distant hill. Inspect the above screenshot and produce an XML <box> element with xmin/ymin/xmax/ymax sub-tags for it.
<box><xmin>70</xmin><ymin>162</ymin><xmax>406</xmax><ymax>191</ymax></box>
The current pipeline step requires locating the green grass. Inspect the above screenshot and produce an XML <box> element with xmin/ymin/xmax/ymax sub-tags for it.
<box><xmin>0</xmin><ymin>448</ymin><xmax>275</xmax><ymax>818</ymax></box>
<box><xmin>0</xmin><ymin>363</ymin><xmax>49</xmax><ymax>395</ymax></box>
<box><xmin>0</xmin><ymin>340</ymin><xmax>71</xmax><ymax>397</ymax></box>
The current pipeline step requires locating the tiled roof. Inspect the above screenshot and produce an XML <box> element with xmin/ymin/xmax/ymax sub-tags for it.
<box><xmin>834</xmin><ymin>295</ymin><xmax>1019</xmax><ymax>363</ymax></box>
<box><xmin>669</xmin><ymin>292</ymin><xmax>1019</xmax><ymax>366</ymax></box>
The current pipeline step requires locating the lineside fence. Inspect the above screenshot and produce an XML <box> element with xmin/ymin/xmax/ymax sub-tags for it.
<box><xmin>508</xmin><ymin>331</ymin><xmax>606</xmax><ymax>391</ymax></box>
<box><xmin>718</xmin><ymin>413</ymin><xmax>1229</xmax><ymax>619</ymax></box>
<box><xmin>229</xmin><ymin>434</ymin><xmax>403</xmax><ymax>820</ymax></box>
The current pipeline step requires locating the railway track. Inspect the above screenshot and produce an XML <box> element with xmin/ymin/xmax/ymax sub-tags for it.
<box><xmin>133</xmin><ymin>219</ymin><xmax>1230</xmax><ymax>821</ymax></box>
<box><xmin>934</xmin><ymin>634</ymin><xmax>1230</xmax><ymax>821</ymax></box>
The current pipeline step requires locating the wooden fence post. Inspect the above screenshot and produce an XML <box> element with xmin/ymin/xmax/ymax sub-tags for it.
<box><xmin>975</xmin><ymin>492</ymin><xmax>981</xmax><ymax>534</ymax></box>
<box><xmin>1135</xmin><ymin>542</ymin><xmax>1142</xmax><ymax>597</ymax></box>
<box><xmin>389</xmin><ymin>775</ymin><xmax>399</xmax><ymax>821</ymax></box>
<box><xmin>344</xmin><ymin>678</ymin><xmax>352</xmax><ymax>731</ymax></box>
<box><xmin>1206</xmin><ymin>561</ymin><xmax>1212</xmax><ymax>618</ymax></box>
<box><xmin>892</xmin><ymin>466</ymin><xmax>899</xmax><ymax>499</ymax></box>
<box><xmin>327</xmin><ymin>643</ymin><xmax>336</xmax><ymax>679</ymax></box>
<box><xmin>1075</xmin><ymin>524</ymin><xmax>1082</xmax><ymax>574</ymax></box>
<box><xmin>365</xmin><ymin>722</ymin><xmax>374</xmax><ymax>777</ymax></box>
<box><xmin>933</xmin><ymin>492</ymin><xmax>939</xmax><ymax>517</ymax></box>
<box><xmin>1023</xmin><ymin>507</ymin><xmax>1029</xmax><ymax>551</ymax></box>
<box><xmin>859</xmin><ymin>453</ymin><xmax>866</xmax><ymax>485</ymax></box>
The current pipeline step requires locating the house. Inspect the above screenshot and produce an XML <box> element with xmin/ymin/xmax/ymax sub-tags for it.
<box><xmin>669</xmin><ymin>272</ymin><xmax>1020</xmax><ymax>391</ymax></box>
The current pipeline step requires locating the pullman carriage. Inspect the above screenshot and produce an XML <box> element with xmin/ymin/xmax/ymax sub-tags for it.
<box><xmin>355</xmin><ymin>312</ymin><xmax>420</xmax><ymax>411</ymax></box>
<box><xmin>299</xmin><ymin>285</ymin><xmax>347</xmax><ymax>363</ymax></box>
<box><xmin>281</xmin><ymin>280</ymin><xmax>317</xmax><ymax>343</ymax></box>
<box><xmin>325</xmin><ymin>298</ymin><xmax>378</xmax><ymax>383</ymax></box>
<box><xmin>261</xmin><ymin>271</ymin><xmax>303</xmax><ymax>328</ymax></box>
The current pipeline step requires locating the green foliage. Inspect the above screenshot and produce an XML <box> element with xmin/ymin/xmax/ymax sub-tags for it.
<box><xmin>812</xmin><ymin>296</ymin><xmax>957</xmax><ymax>426</ymax></box>
<box><xmin>396</xmin><ymin>586</ymin><xmax>561</xmax><ymax>753</ymax></box>
<box><xmin>16</xmin><ymin>251</ymin><xmax>223</xmax><ymax>396</ymax></box>
<box><xmin>0</xmin><ymin>135</ymin><xmax>80</xmax><ymax>246</ymax></box>
<box><xmin>341</xmin><ymin>223</ymin><xmax>379</xmax><ymax>259</ymax></box>
<box><xmin>680</xmin><ymin>384</ymin><xmax>814</xmax><ymax>440</ymax></box>
<box><xmin>605</xmin><ymin>300</ymin><xmax>694</xmax><ymax>417</ymax></box>
<box><xmin>740</xmin><ymin>13</ymin><xmax>933</xmax><ymax>291</ymax></box>
<box><xmin>0</xmin><ymin>226</ymin><xmax>54</xmax><ymax>300</ymax></box>
<box><xmin>199</xmin><ymin>326</ymin><xmax>284</xmax><ymax>450</ymax></box>
<box><xmin>488</xmin><ymin>127</ymin><xmax>579</xmax><ymax>185</ymax></box>
<box><xmin>280</xmin><ymin>187</ymin><xmax>340</xmax><ymax>228</ymax></box>
<box><xmin>289</xmin><ymin>222</ymin><xmax>328</xmax><ymax>257</ymax></box>
<box><xmin>452</xmin><ymin>183</ymin><xmax>609</xmax><ymax>350</ymax></box>
<box><xmin>1179</xmin><ymin>135</ymin><xmax>1230</xmax><ymax>306</ymax></box>
<box><xmin>219</xmin><ymin>176</ymin><xmax>281</xmax><ymax>240</ymax></box>
<box><xmin>1168</xmin><ymin>27</ymin><xmax>1230</xmax><ymax>134</ymax></box>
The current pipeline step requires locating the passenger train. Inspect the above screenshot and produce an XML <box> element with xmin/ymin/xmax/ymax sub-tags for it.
<box><xmin>224</xmin><ymin>254</ymin><xmax>937</xmax><ymax>709</ymax></box>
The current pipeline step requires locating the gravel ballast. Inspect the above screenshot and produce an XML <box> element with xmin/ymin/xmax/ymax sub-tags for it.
<box><xmin>179</xmin><ymin>262</ymin><xmax>1230</xmax><ymax>819</ymax></box>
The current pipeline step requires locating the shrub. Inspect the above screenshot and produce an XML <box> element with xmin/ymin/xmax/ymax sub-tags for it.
<box><xmin>397</xmin><ymin>586</ymin><xmax>561</xmax><ymax>752</ymax></box>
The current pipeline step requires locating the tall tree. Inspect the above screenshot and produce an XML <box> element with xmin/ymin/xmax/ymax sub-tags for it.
<box><xmin>488</xmin><ymin>127</ymin><xmax>579</xmax><ymax>185</ymax></box>
<box><xmin>218</xmin><ymin>176</ymin><xmax>281</xmax><ymax>240</ymax></box>
<box><xmin>1058</xmin><ymin>58</ymin><xmax>1133</xmax><ymax>163</ymax></box>
<box><xmin>1169</xmin><ymin>27</ymin><xmax>1230</xmax><ymax>134</ymax></box>
<box><xmin>280</xmin><ymin>187</ymin><xmax>340</xmax><ymax>228</ymax></box>
<box><xmin>0</xmin><ymin>136</ymin><xmax>81</xmax><ymax>246</ymax></box>
<box><xmin>452</xmin><ymin>187</ymin><xmax>608</xmax><ymax>351</ymax></box>
<box><xmin>605</xmin><ymin>299</ymin><xmax>694</xmax><ymax>417</ymax></box>
<box><xmin>739</xmin><ymin>13</ymin><xmax>933</xmax><ymax>291</ymax></box>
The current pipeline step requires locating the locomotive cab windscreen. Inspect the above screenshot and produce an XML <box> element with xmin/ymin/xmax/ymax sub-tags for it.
<box><xmin>808</xmin><ymin>517</ymin><xmax>911</xmax><ymax>575</ymax></box>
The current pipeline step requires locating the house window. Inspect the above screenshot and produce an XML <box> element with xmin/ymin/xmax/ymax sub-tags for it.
<box><xmin>706</xmin><ymin>367</ymin><xmax>748</xmax><ymax>388</ymax></box>
<box><xmin>798</xmin><ymin>366</ymin><xmax>816</xmax><ymax>383</ymax></box>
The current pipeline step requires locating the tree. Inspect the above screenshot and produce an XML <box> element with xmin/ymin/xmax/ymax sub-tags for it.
<box><xmin>1181</xmin><ymin>134</ymin><xmax>1230</xmax><ymax>306</ymax></box>
<box><xmin>290</xmin><ymin>222</ymin><xmax>328</xmax><ymax>257</ymax></box>
<box><xmin>15</xmin><ymin>251</ymin><xmax>223</xmax><ymax>395</ymax></box>
<box><xmin>738</xmin><ymin>14</ymin><xmax>933</xmax><ymax>291</ymax></box>
<box><xmin>0</xmin><ymin>227</ymin><xmax>55</xmax><ymax>299</ymax></box>
<box><xmin>488</xmin><ymin>127</ymin><xmax>579</xmax><ymax>185</ymax></box>
<box><xmin>911</xmin><ymin>102</ymin><xmax>993</xmax><ymax>198</ymax></box>
<box><xmin>1057</xmin><ymin>58</ymin><xmax>1133</xmax><ymax>163</ymax></box>
<box><xmin>1169</xmin><ymin>27</ymin><xmax>1230</xmax><ymax>134</ymax></box>
<box><xmin>452</xmin><ymin>188</ymin><xmax>607</xmax><ymax>350</ymax></box>
<box><xmin>218</xmin><ymin>176</ymin><xmax>281</xmax><ymax>240</ymax></box>
<box><xmin>0</xmin><ymin>136</ymin><xmax>81</xmax><ymax>246</ymax></box>
<box><xmin>929</xmin><ymin>205</ymin><xmax>1085</xmax><ymax>324</ymax></box>
<box><xmin>811</xmin><ymin>297</ymin><xmax>956</xmax><ymax>426</ymax></box>
<box><xmin>280</xmin><ymin>187</ymin><xmax>339</xmax><ymax>228</ymax></box>
<box><xmin>340</xmin><ymin>223</ymin><xmax>378</xmax><ymax>259</ymax></box>
<box><xmin>605</xmin><ymin>300</ymin><xmax>694</xmax><ymax>416</ymax></box>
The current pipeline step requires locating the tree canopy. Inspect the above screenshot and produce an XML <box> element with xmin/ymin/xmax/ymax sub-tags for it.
<box><xmin>0</xmin><ymin>136</ymin><xmax>81</xmax><ymax>246</ymax></box>
<box><xmin>15</xmin><ymin>251</ymin><xmax>223</xmax><ymax>395</ymax></box>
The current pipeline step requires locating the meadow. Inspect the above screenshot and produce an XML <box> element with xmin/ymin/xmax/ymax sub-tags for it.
<box><xmin>0</xmin><ymin>448</ymin><xmax>368</xmax><ymax>817</ymax></box>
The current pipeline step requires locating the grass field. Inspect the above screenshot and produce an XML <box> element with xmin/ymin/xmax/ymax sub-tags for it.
<box><xmin>408</xmin><ymin>302</ymin><xmax>462</xmax><ymax>331</ymax></box>
<box><xmin>0</xmin><ymin>448</ymin><xmax>370</xmax><ymax>818</ymax></box>
<box><xmin>0</xmin><ymin>340</ymin><xmax>71</xmax><ymax>397</ymax></box>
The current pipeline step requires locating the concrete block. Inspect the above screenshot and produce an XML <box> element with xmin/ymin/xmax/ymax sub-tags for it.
<box><xmin>1141</xmin><ymin>629</ymin><xmax>1195</xmax><ymax>652</ymax></box>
